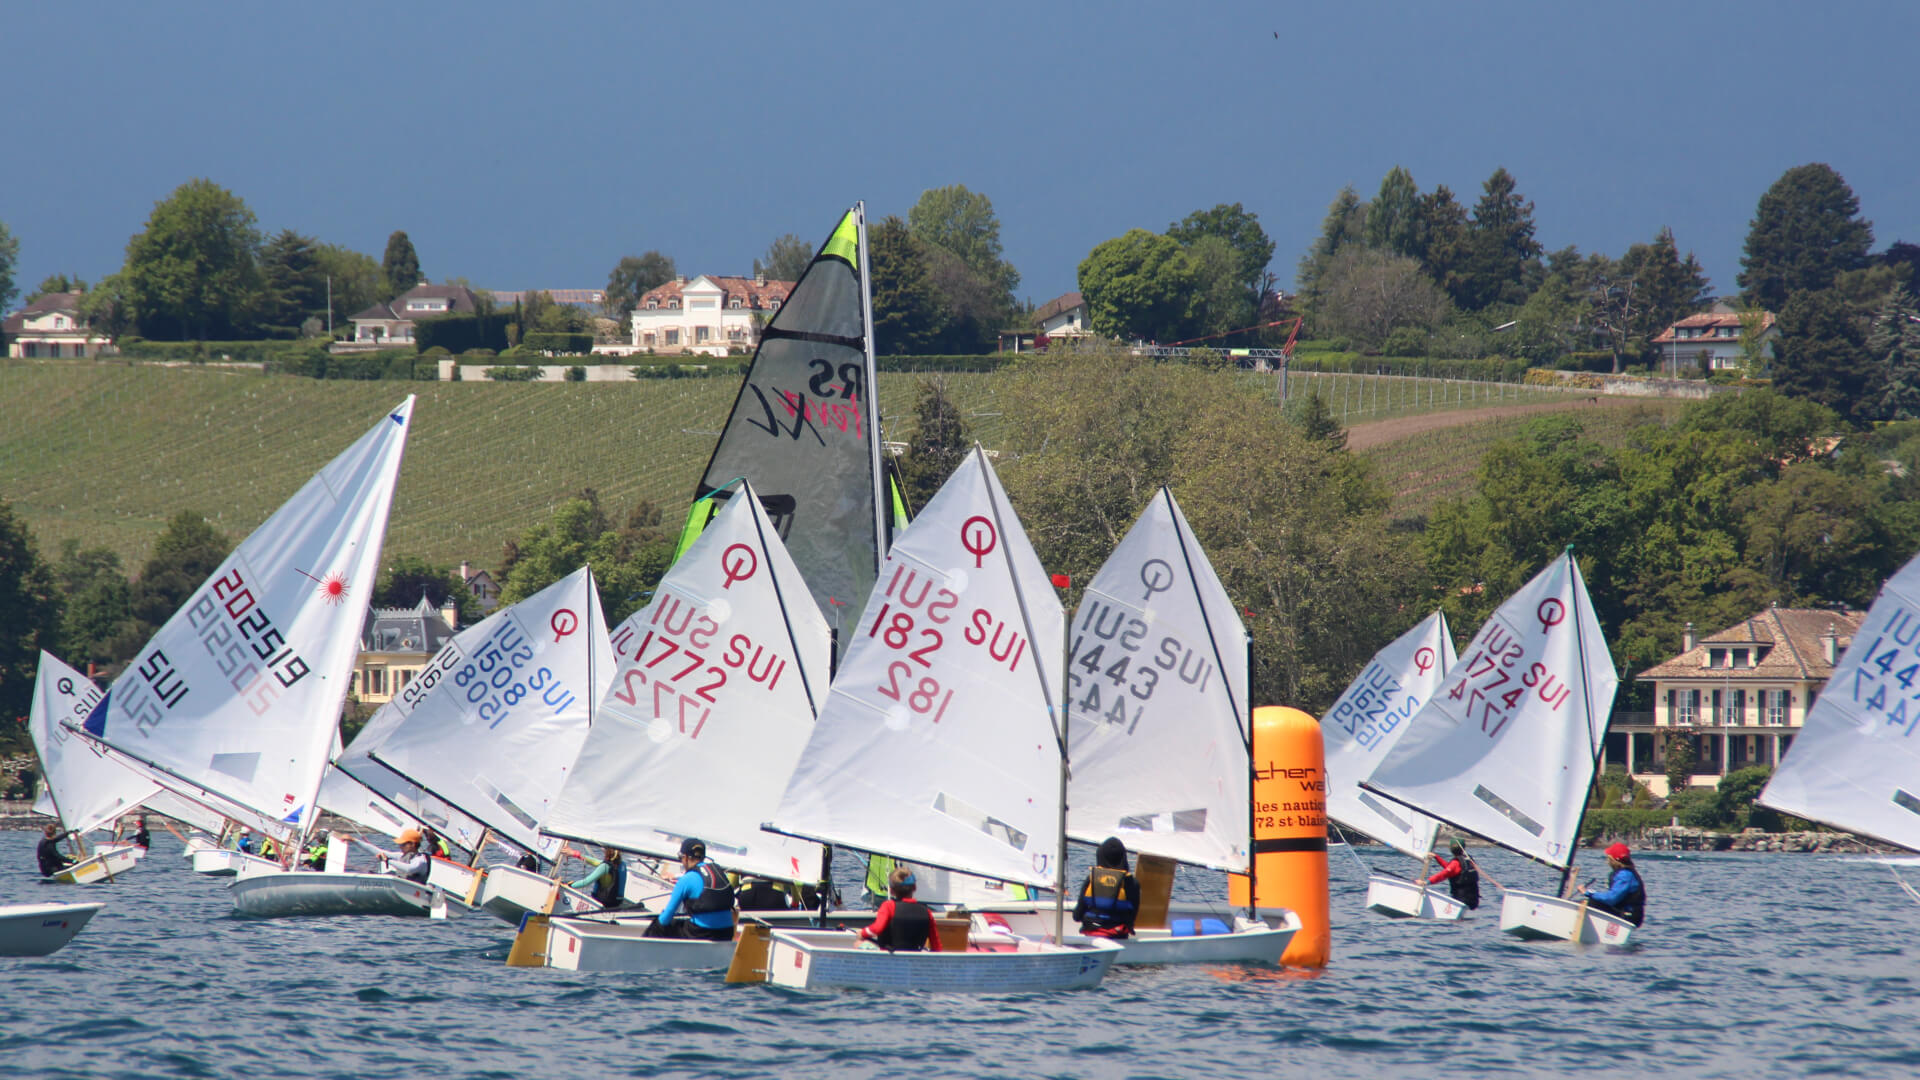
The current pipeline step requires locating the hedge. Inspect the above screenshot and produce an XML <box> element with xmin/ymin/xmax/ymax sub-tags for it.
<box><xmin>415</xmin><ymin>313</ymin><xmax>510</xmax><ymax>355</ymax></box>
<box><xmin>1582</xmin><ymin>809</ymin><xmax>1678</xmax><ymax>836</ymax></box>
<box><xmin>521</xmin><ymin>331</ymin><xmax>594</xmax><ymax>355</ymax></box>
<box><xmin>269</xmin><ymin>349</ymin><xmax>431</xmax><ymax>380</ymax></box>
<box><xmin>1286</xmin><ymin>353</ymin><xmax>1531</xmax><ymax>382</ymax></box>
<box><xmin>877</xmin><ymin>354</ymin><xmax>1016</xmax><ymax>373</ymax></box>
<box><xmin>117</xmin><ymin>338</ymin><xmax>331</xmax><ymax>365</ymax></box>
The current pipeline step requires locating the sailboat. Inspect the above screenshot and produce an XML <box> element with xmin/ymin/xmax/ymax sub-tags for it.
<box><xmin>517</xmin><ymin>478</ymin><xmax>834</xmax><ymax>971</ymax></box>
<box><xmin>234</xmin><ymin>565</ymin><xmax>617</xmax><ymax>919</ymax></box>
<box><xmin>1759</xmin><ymin>549</ymin><xmax>1920</xmax><ymax>853</ymax></box>
<box><xmin>971</xmin><ymin>488</ymin><xmax>1296</xmax><ymax>963</ymax></box>
<box><xmin>752</xmin><ymin>447</ymin><xmax>1122</xmax><ymax>992</ymax></box>
<box><xmin>27</xmin><ymin>652</ymin><xmax>152</xmax><ymax>884</ymax></box>
<box><xmin>1319</xmin><ymin>613</ymin><xmax>1468</xmax><ymax>919</ymax></box>
<box><xmin>1363</xmin><ymin>551</ymin><xmax>1628</xmax><ymax>944</ymax></box>
<box><xmin>681</xmin><ymin>203</ymin><xmax>891</xmax><ymax>659</ymax></box>
<box><xmin>71</xmin><ymin>399</ymin><xmax>417</xmax><ymax>910</ymax></box>
<box><xmin>0</xmin><ymin>900</ymin><xmax>106</xmax><ymax>957</ymax></box>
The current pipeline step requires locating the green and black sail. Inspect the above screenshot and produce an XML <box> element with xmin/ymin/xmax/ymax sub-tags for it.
<box><xmin>683</xmin><ymin>205</ymin><xmax>890</xmax><ymax>653</ymax></box>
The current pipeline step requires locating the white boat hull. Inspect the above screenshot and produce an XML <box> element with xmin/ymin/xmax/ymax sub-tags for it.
<box><xmin>971</xmin><ymin>904</ymin><xmax>1298</xmax><ymax>966</ymax></box>
<box><xmin>229</xmin><ymin>869</ymin><xmax>446</xmax><ymax>918</ymax></box>
<box><xmin>192</xmin><ymin>848</ymin><xmax>281</xmax><ymax>877</ymax></box>
<box><xmin>542</xmin><ymin>917</ymin><xmax>738</xmax><ymax>972</ymax></box>
<box><xmin>47</xmin><ymin>846</ymin><xmax>141</xmax><ymax>885</ymax></box>
<box><xmin>1364</xmin><ymin>874</ymin><xmax>1469</xmax><ymax>920</ymax></box>
<box><xmin>475</xmin><ymin>863</ymin><xmax>676</xmax><ymax>926</ymax></box>
<box><xmin>0</xmin><ymin>902</ymin><xmax>106</xmax><ymax>956</ymax></box>
<box><xmin>764</xmin><ymin>929</ymin><xmax>1120</xmax><ymax>993</ymax></box>
<box><xmin>1499</xmin><ymin>889</ymin><xmax>1637</xmax><ymax>945</ymax></box>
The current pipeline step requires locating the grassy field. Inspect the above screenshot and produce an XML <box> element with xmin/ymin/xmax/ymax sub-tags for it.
<box><xmin>1</xmin><ymin>359</ymin><xmax>1647</xmax><ymax>573</ymax></box>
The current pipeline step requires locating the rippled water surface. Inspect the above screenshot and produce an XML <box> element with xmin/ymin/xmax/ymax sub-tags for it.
<box><xmin>5</xmin><ymin>832</ymin><xmax>1919</xmax><ymax>1079</ymax></box>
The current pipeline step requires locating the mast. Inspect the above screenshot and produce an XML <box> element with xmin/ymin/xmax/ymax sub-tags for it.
<box><xmin>856</xmin><ymin>201</ymin><xmax>887</xmax><ymax>570</ymax></box>
<box><xmin>1244</xmin><ymin>632</ymin><xmax>1256</xmax><ymax>920</ymax></box>
<box><xmin>1557</xmin><ymin>547</ymin><xmax>1606</xmax><ymax>898</ymax></box>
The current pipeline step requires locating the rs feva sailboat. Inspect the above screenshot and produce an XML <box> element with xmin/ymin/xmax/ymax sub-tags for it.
<box><xmin>232</xmin><ymin>565</ymin><xmax>619</xmax><ymax>919</ymax></box>
<box><xmin>971</xmin><ymin>487</ymin><xmax>1296</xmax><ymax>964</ymax></box>
<box><xmin>751</xmin><ymin>447</ymin><xmax>1121</xmax><ymax>992</ymax></box>
<box><xmin>513</xmin><ymin>478</ymin><xmax>837</xmax><ymax>971</ymax></box>
<box><xmin>1362</xmin><ymin>551</ymin><xmax>1630</xmax><ymax>944</ymax></box>
<box><xmin>69</xmin><ymin>399</ymin><xmax>419</xmax><ymax>912</ymax></box>
<box><xmin>1759</xmin><ymin>548</ymin><xmax>1920</xmax><ymax>856</ymax></box>
<box><xmin>1319</xmin><ymin>613</ymin><xmax>1469</xmax><ymax>919</ymax></box>
<box><xmin>27</xmin><ymin>652</ymin><xmax>153</xmax><ymax>884</ymax></box>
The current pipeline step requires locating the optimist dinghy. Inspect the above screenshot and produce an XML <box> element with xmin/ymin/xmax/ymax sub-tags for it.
<box><xmin>28</xmin><ymin>652</ymin><xmax>161</xmax><ymax>884</ymax></box>
<box><xmin>0</xmin><ymin>902</ymin><xmax>106</xmax><ymax>957</ymax></box>
<box><xmin>1363</xmin><ymin>551</ymin><xmax>1630</xmax><ymax>945</ymax></box>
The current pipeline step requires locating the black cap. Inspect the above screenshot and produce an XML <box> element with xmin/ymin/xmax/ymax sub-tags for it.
<box><xmin>679</xmin><ymin>837</ymin><xmax>706</xmax><ymax>858</ymax></box>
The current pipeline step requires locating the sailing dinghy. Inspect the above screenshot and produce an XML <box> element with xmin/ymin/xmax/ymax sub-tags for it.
<box><xmin>0</xmin><ymin>902</ymin><xmax>106</xmax><ymax>957</ymax></box>
<box><xmin>1363</xmin><ymin>552</ymin><xmax>1629</xmax><ymax>944</ymax></box>
<box><xmin>754</xmin><ymin>448</ymin><xmax>1122</xmax><ymax>992</ymax></box>
<box><xmin>1320</xmin><ymin>613</ymin><xmax>1469</xmax><ymax>919</ymax></box>
<box><xmin>69</xmin><ymin>399</ymin><xmax>420</xmax><ymax>914</ymax></box>
<box><xmin>1759</xmin><ymin>549</ymin><xmax>1920</xmax><ymax>859</ymax></box>
<box><xmin>971</xmin><ymin>488</ymin><xmax>1295</xmax><ymax>964</ymax></box>
<box><xmin>28</xmin><ymin>652</ymin><xmax>155</xmax><ymax>884</ymax></box>
<box><xmin>510</xmin><ymin>480</ymin><xmax>837</xmax><ymax>970</ymax></box>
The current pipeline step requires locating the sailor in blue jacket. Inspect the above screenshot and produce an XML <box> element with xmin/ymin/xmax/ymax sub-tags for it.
<box><xmin>1583</xmin><ymin>842</ymin><xmax>1647</xmax><ymax>926</ymax></box>
<box><xmin>643</xmin><ymin>837</ymin><xmax>736</xmax><ymax>941</ymax></box>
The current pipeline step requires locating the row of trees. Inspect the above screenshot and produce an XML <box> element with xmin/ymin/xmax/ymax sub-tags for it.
<box><xmin>1074</xmin><ymin>204</ymin><xmax>1277</xmax><ymax>345</ymax></box>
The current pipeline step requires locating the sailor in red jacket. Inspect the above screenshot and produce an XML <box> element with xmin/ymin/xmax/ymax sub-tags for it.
<box><xmin>857</xmin><ymin>868</ymin><xmax>942</xmax><ymax>952</ymax></box>
<box><xmin>1418</xmin><ymin>838</ymin><xmax>1481</xmax><ymax>910</ymax></box>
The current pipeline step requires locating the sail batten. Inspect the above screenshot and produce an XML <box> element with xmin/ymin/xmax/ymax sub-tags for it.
<box><xmin>1361</xmin><ymin>554</ymin><xmax>1617</xmax><ymax>869</ymax></box>
<box><xmin>1062</xmin><ymin>488</ymin><xmax>1251</xmax><ymax>873</ymax></box>
<box><xmin>1760</xmin><ymin>552</ymin><xmax>1920</xmax><ymax>850</ymax></box>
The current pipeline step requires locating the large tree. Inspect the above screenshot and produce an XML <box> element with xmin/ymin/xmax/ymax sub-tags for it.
<box><xmin>314</xmin><ymin>244</ymin><xmax>384</xmax><ymax>332</ymax></box>
<box><xmin>51</xmin><ymin>540</ymin><xmax>131</xmax><ymax>672</ymax></box>
<box><xmin>373</xmin><ymin>555</ymin><xmax>483</xmax><ymax>626</ymax></box>
<box><xmin>497</xmin><ymin>492</ymin><xmax>673</xmax><ymax>625</ymax></box>
<box><xmin>1870</xmin><ymin>288</ymin><xmax>1920</xmax><ymax>421</ymax></box>
<box><xmin>868</xmin><ymin>216</ymin><xmax>949</xmax><ymax>354</ymax></box>
<box><xmin>1312</xmin><ymin>247</ymin><xmax>1451</xmax><ymax>350</ymax></box>
<box><xmin>1295</xmin><ymin>186</ymin><xmax>1367</xmax><ymax>301</ymax></box>
<box><xmin>1451</xmin><ymin>167</ymin><xmax>1543</xmax><ymax>311</ymax></box>
<box><xmin>603</xmin><ymin>251</ymin><xmax>675</xmax><ymax>322</ymax></box>
<box><xmin>753</xmin><ymin>233</ymin><xmax>813</xmax><ymax>283</ymax></box>
<box><xmin>256</xmin><ymin>229</ymin><xmax>326</xmax><ymax>337</ymax></box>
<box><xmin>1773</xmin><ymin>278</ymin><xmax>1882</xmax><ymax>423</ymax></box>
<box><xmin>895</xmin><ymin>375</ymin><xmax>973</xmax><ymax>513</ymax></box>
<box><xmin>1738</xmin><ymin>163</ymin><xmax>1873</xmax><ymax>312</ymax></box>
<box><xmin>0</xmin><ymin>501</ymin><xmax>61</xmax><ymax>745</ymax></box>
<box><xmin>1362</xmin><ymin>167</ymin><xmax>1422</xmax><ymax>259</ymax></box>
<box><xmin>122</xmin><ymin>178</ymin><xmax>263</xmax><ymax>340</ymax></box>
<box><xmin>1078</xmin><ymin>229</ymin><xmax>1197</xmax><ymax>343</ymax></box>
<box><xmin>120</xmin><ymin>512</ymin><xmax>231</xmax><ymax>660</ymax></box>
<box><xmin>907</xmin><ymin>184</ymin><xmax>1020</xmax><ymax>300</ymax></box>
<box><xmin>0</xmin><ymin>219</ymin><xmax>18</xmax><ymax>314</ymax></box>
<box><xmin>382</xmin><ymin>230</ymin><xmax>422</xmax><ymax>300</ymax></box>
<box><xmin>1167</xmin><ymin>202</ymin><xmax>1275</xmax><ymax>299</ymax></box>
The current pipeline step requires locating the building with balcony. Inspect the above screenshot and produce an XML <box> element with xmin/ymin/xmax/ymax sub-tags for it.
<box><xmin>1607</xmin><ymin>605</ymin><xmax>1864</xmax><ymax>796</ymax></box>
<box><xmin>627</xmin><ymin>274</ymin><xmax>791</xmax><ymax>357</ymax></box>
<box><xmin>4</xmin><ymin>292</ymin><xmax>114</xmax><ymax>358</ymax></box>
<box><xmin>348</xmin><ymin>597</ymin><xmax>460</xmax><ymax>706</ymax></box>
<box><xmin>1650</xmin><ymin>303</ymin><xmax>1777</xmax><ymax>373</ymax></box>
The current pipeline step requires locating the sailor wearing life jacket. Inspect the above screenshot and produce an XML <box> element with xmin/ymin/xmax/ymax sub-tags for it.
<box><xmin>1583</xmin><ymin>842</ymin><xmax>1647</xmax><ymax>926</ymax></box>
<box><xmin>1073</xmin><ymin>837</ymin><xmax>1143</xmax><ymax>938</ymax></box>
<box><xmin>378</xmin><ymin>828</ymin><xmax>432</xmax><ymax>883</ymax></box>
<box><xmin>569</xmin><ymin>846</ymin><xmax>630</xmax><ymax>911</ymax></box>
<box><xmin>1423</xmin><ymin>838</ymin><xmax>1481</xmax><ymax>910</ymax></box>
<box><xmin>857</xmin><ymin>867</ymin><xmax>942</xmax><ymax>952</ymax></box>
<box><xmin>643</xmin><ymin>837</ymin><xmax>737</xmax><ymax>941</ymax></box>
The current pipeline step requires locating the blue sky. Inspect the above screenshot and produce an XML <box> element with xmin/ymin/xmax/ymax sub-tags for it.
<box><xmin>6</xmin><ymin>1</ymin><xmax>1918</xmax><ymax>309</ymax></box>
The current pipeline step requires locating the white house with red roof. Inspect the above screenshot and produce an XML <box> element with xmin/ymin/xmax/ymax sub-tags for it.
<box><xmin>1650</xmin><ymin>303</ymin><xmax>1777</xmax><ymax>372</ymax></box>
<box><xmin>628</xmin><ymin>274</ymin><xmax>792</xmax><ymax>356</ymax></box>
<box><xmin>4</xmin><ymin>292</ymin><xmax>114</xmax><ymax>358</ymax></box>
<box><xmin>339</xmin><ymin>283</ymin><xmax>480</xmax><ymax>351</ymax></box>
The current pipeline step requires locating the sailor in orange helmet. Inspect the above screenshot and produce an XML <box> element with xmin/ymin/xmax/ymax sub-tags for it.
<box><xmin>1581</xmin><ymin>842</ymin><xmax>1646</xmax><ymax>926</ymax></box>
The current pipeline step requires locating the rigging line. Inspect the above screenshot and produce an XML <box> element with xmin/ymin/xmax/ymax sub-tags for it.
<box><xmin>1890</xmin><ymin>863</ymin><xmax>1920</xmax><ymax>907</ymax></box>
<box><xmin>1328</xmin><ymin>822</ymin><xmax>1379</xmax><ymax>882</ymax></box>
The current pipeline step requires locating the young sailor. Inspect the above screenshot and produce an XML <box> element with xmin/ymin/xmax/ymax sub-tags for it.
<box><xmin>37</xmin><ymin>823</ymin><xmax>76</xmax><ymax>878</ymax></box>
<box><xmin>1422</xmin><ymin>838</ymin><xmax>1482</xmax><ymax>910</ymax></box>
<box><xmin>377</xmin><ymin>828</ymin><xmax>432</xmax><ymax>884</ymax></box>
<box><xmin>234</xmin><ymin>826</ymin><xmax>254</xmax><ymax>854</ymax></box>
<box><xmin>856</xmin><ymin>868</ymin><xmax>942</xmax><ymax>952</ymax></box>
<box><xmin>1072</xmin><ymin>837</ymin><xmax>1142</xmax><ymax>938</ymax></box>
<box><xmin>132</xmin><ymin>815</ymin><xmax>151</xmax><ymax>851</ymax></box>
<box><xmin>642</xmin><ymin>838</ymin><xmax>736</xmax><ymax>941</ymax></box>
<box><xmin>568</xmin><ymin>846</ymin><xmax>630</xmax><ymax>912</ymax></box>
<box><xmin>301</xmin><ymin>835</ymin><xmax>330</xmax><ymax>871</ymax></box>
<box><xmin>1583</xmin><ymin>842</ymin><xmax>1647</xmax><ymax>926</ymax></box>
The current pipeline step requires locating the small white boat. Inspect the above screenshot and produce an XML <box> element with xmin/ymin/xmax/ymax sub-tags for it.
<box><xmin>474</xmin><ymin>864</ymin><xmax>598</xmax><ymax>925</ymax></box>
<box><xmin>228</xmin><ymin>867</ymin><xmax>452</xmax><ymax>918</ymax></box>
<box><xmin>46</xmin><ymin>845</ymin><xmax>141</xmax><ymax>885</ymax></box>
<box><xmin>971</xmin><ymin>904</ymin><xmax>1296</xmax><ymax>966</ymax></box>
<box><xmin>191</xmin><ymin>847</ymin><xmax>281</xmax><ymax>877</ymax></box>
<box><xmin>1499</xmin><ymin>889</ymin><xmax>1636</xmax><ymax>945</ymax></box>
<box><xmin>0</xmin><ymin>902</ymin><xmax>106</xmax><ymax>957</ymax></box>
<box><xmin>181</xmin><ymin>834</ymin><xmax>217</xmax><ymax>860</ymax></box>
<box><xmin>1363</xmin><ymin>873</ymin><xmax>1468</xmax><ymax>920</ymax></box>
<box><xmin>763</xmin><ymin>929</ymin><xmax>1121</xmax><ymax>993</ymax></box>
<box><xmin>520</xmin><ymin>908</ymin><xmax>874</xmax><ymax>972</ymax></box>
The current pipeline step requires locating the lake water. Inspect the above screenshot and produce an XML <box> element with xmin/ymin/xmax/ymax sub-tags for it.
<box><xmin>4</xmin><ymin>831</ymin><xmax>1919</xmax><ymax>1080</ymax></box>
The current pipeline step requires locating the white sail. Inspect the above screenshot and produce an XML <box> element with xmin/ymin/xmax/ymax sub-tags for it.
<box><xmin>1064</xmin><ymin>488</ymin><xmax>1250</xmax><ymax>873</ymax></box>
<box><xmin>1362</xmin><ymin>553</ymin><xmax>1616</xmax><ymax>869</ymax></box>
<box><xmin>544</xmin><ymin>481</ymin><xmax>830</xmax><ymax>881</ymax></box>
<box><xmin>30</xmin><ymin>652</ymin><xmax>161</xmax><ymax>836</ymax></box>
<box><xmin>771</xmin><ymin>447</ymin><xmax>1065</xmax><ymax>889</ymax></box>
<box><xmin>139</xmin><ymin>789</ymin><xmax>227</xmax><ymax>836</ymax></box>
<box><xmin>365</xmin><ymin>566</ymin><xmax>612</xmax><ymax>858</ymax></box>
<box><xmin>79</xmin><ymin>398</ymin><xmax>415</xmax><ymax>843</ymax></box>
<box><xmin>1323</xmin><ymin>612</ymin><xmax>1456</xmax><ymax>859</ymax></box>
<box><xmin>1760</xmin><ymin>551</ymin><xmax>1920</xmax><ymax>849</ymax></box>
<box><xmin>325</xmin><ymin>699</ymin><xmax>489</xmax><ymax>847</ymax></box>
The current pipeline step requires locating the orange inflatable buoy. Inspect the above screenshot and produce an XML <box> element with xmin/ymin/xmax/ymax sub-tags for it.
<box><xmin>1228</xmin><ymin>705</ymin><xmax>1331</xmax><ymax>967</ymax></box>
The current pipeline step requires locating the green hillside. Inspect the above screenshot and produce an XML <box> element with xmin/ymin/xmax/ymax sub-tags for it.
<box><xmin>1</xmin><ymin>360</ymin><xmax>1619</xmax><ymax>574</ymax></box>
